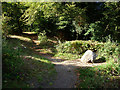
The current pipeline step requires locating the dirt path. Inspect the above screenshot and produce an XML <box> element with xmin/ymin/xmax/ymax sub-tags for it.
<box><xmin>34</xmin><ymin>51</ymin><xmax>106</xmax><ymax>88</ymax></box>
<box><xmin>44</xmin><ymin>63</ymin><xmax>77</xmax><ymax>88</ymax></box>
<box><xmin>21</xmin><ymin>36</ymin><xmax>107</xmax><ymax>88</ymax></box>
<box><xmin>40</xmin><ymin>55</ymin><xmax>78</xmax><ymax>88</ymax></box>
<box><xmin>8</xmin><ymin>34</ymin><xmax>119</xmax><ymax>88</ymax></box>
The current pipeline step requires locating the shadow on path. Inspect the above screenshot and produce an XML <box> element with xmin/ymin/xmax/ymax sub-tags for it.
<box><xmin>8</xmin><ymin>33</ymin><xmax>108</xmax><ymax>88</ymax></box>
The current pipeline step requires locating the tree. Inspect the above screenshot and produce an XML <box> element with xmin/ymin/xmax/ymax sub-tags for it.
<box><xmin>21</xmin><ymin>2</ymin><xmax>88</xmax><ymax>40</ymax></box>
<box><xmin>85</xmin><ymin>2</ymin><xmax>120</xmax><ymax>42</ymax></box>
<box><xmin>3</xmin><ymin>2</ymin><xmax>120</xmax><ymax>42</ymax></box>
<box><xmin>2</xmin><ymin>2</ymin><xmax>27</xmax><ymax>35</ymax></box>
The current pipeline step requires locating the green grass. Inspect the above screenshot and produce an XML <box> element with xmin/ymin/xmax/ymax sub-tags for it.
<box><xmin>2</xmin><ymin>37</ymin><xmax>56</xmax><ymax>88</ymax></box>
<box><xmin>3</xmin><ymin>80</ymin><xmax>29</xmax><ymax>88</ymax></box>
<box><xmin>23</xmin><ymin>32</ymin><xmax>37</xmax><ymax>34</ymax></box>
<box><xmin>4</xmin><ymin>34</ymin><xmax>120</xmax><ymax>88</ymax></box>
<box><xmin>54</xmin><ymin>53</ymin><xmax>82</xmax><ymax>60</ymax></box>
<box><xmin>76</xmin><ymin>60</ymin><xmax>120</xmax><ymax>88</ymax></box>
<box><xmin>75</xmin><ymin>39</ymin><xmax>120</xmax><ymax>88</ymax></box>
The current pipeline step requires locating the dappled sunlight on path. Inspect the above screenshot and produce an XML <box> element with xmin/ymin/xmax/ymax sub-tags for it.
<box><xmin>8</xmin><ymin>35</ymin><xmax>31</xmax><ymax>42</ymax></box>
<box><xmin>32</xmin><ymin>41</ymin><xmax>107</xmax><ymax>88</ymax></box>
<box><xmin>9</xmin><ymin>33</ymin><xmax>107</xmax><ymax>88</ymax></box>
<box><xmin>37</xmin><ymin>53</ymin><xmax>107</xmax><ymax>88</ymax></box>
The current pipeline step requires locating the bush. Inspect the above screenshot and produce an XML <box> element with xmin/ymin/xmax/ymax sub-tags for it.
<box><xmin>38</xmin><ymin>31</ymin><xmax>48</xmax><ymax>43</ymax></box>
<box><xmin>56</xmin><ymin>40</ymin><xmax>103</xmax><ymax>54</ymax></box>
<box><xmin>77</xmin><ymin>39</ymin><xmax>120</xmax><ymax>88</ymax></box>
<box><xmin>97</xmin><ymin>38</ymin><xmax>120</xmax><ymax>76</ymax></box>
<box><xmin>98</xmin><ymin>38</ymin><xmax>120</xmax><ymax>62</ymax></box>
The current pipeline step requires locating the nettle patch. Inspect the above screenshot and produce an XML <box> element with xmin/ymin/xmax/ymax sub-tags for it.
<box><xmin>56</xmin><ymin>40</ymin><xmax>103</xmax><ymax>54</ymax></box>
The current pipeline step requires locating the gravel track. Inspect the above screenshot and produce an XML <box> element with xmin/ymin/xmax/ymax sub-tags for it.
<box><xmin>28</xmin><ymin>39</ymin><xmax>107</xmax><ymax>88</ymax></box>
<box><xmin>38</xmin><ymin>54</ymin><xmax>106</xmax><ymax>88</ymax></box>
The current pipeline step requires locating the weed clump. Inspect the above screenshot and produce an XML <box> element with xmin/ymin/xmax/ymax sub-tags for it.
<box><xmin>38</xmin><ymin>31</ymin><xmax>48</xmax><ymax>44</ymax></box>
<box><xmin>56</xmin><ymin>40</ymin><xmax>103</xmax><ymax>54</ymax></box>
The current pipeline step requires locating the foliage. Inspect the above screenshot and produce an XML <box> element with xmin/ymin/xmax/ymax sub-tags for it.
<box><xmin>77</xmin><ymin>66</ymin><xmax>119</xmax><ymax>88</ymax></box>
<box><xmin>54</xmin><ymin>53</ymin><xmax>82</xmax><ymax>60</ymax></box>
<box><xmin>21</xmin><ymin>2</ymin><xmax>58</xmax><ymax>36</ymax></box>
<box><xmin>21</xmin><ymin>2</ymin><xmax>89</xmax><ymax>39</ymax></box>
<box><xmin>38</xmin><ymin>31</ymin><xmax>48</xmax><ymax>43</ymax></box>
<box><xmin>85</xmin><ymin>2</ymin><xmax>120</xmax><ymax>42</ymax></box>
<box><xmin>2</xmin><ymin>2</ymin><xmax>120</xmax><ymax>88</ymax></box>
<box><xmin>85</xmin><ymin>21</ymin><xmax>105</xmax><ymax>41</ymax></box>
<box><xmin>77</xmin><ymin>37</ymin><xmax>120</xmax><ymax>88</ymax></box>
<box><xmin>97</xmin><ymin>39</ymin><xmax>120</xmax><ymax>75</ymax></box>
<box><xmin>98</xmin><ymin>61</ymin><xmax>120</xmax><ymax>76</ymax></box>
<box><xmin>103</xmin><ymin>2</ymin><xmax>120</xmax><ymax>42</ymax></box>
<box><xmin>2</xmin><ymin>39</ymin><xmax>24</xmax><ymax>81</ymax></box>
<box><xmin>98</xmin><ymin>37</ymin><xmax>120</xmax><ymax>63</ymax></box>
<box><xmin>56</xmin><ymin>40</ymin><xmax>103</xmax><ymax>54</ymax></box>
<box><xmin>2</xmin><ymin>2</ymin><xmax>27</xmax><ymax>35</ymax></box>
<box><xmin>2</xmin><ymin>37</ymin><xmax>56</xmax><ymax>88</ymax></box>
<box><xmin>2</xmin><ymin>2</ymin><xmax>120</xmax><ymax>42</ymax></box>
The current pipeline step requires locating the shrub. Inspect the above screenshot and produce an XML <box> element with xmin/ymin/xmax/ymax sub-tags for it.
<box><xmin>77</xmin><ymin>40</ymin><xmax>120</xmax><ymax>88</ymax></box>
<box><xmin>98</xmin><ymin>38</ymin><xmax>120</xmax><ymax>62</ymax></box>
<box><xmin>97</xmin><ymin>38</ymin><xmax>120</xmax><ymax>76</ymax></box>
<box><xmin>38</xmin><ymin>31</ymin><xmax>48</xmax><ymax>43</ymax></box>
<box><xmin>56</xmin><ymin>40</ymin><xmax>103</xmax><ymax>54</ymax></box>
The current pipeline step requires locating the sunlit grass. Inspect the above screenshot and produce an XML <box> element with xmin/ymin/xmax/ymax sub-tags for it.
<box><xmin>76</xmin><ymin>60</ymin><xmax>120</xmax><ymax>88</ymax></box>
<box><xmin>3</xmin><ymin>37</ymin><xmax>56</xmax><ymax>88</ymax></box>
<box><xmin>8</xmin><ymin>35</ymin><xmax>32</xmax><ymax>42</ymax></box>
<box><xmin>54</xmin><ymin>53</ymin><xmax>82</xmax><ymax>60</ymax></box>
<box><xmin>23</xmin><ymin>32</ymin><xmax>37</xmax><ymax>34</ymax></box>
<box><xmin>35</xmin><ymin>49</ymin><xmax>53</xmax><ymax>54</ymax></box>
<box><xmin>23</xmin><ymin>55</ymin><xmax>51</xmax><ymax>63</ymax></box>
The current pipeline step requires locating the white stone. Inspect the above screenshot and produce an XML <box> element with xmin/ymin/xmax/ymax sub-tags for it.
<box><xmin>80</xmin><ymin>50</ymin><xmax>97</xmax><ymax>63</ymax></box>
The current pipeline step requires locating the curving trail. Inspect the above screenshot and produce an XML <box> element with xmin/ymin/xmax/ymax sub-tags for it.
<box><xmin>19</xmin><ymin>35</ymin><xmax>107</xmax><ymax>88</ymax></box>
<box><xmin>35</xmin><ymin>52</ymin><xmax>106</xmax><ymax>88</ymax></box>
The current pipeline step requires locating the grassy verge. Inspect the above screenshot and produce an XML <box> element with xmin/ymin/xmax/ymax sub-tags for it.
<box><xmin>54</xmin><ymin>38</ymin><xmax>120</xmax><ymax>88</ymax></box>
<box><xmin>54</xmin><ymin>53</ymin><xmax>82</xmax><ymax>60</ymax></box>
<box><xmin>5</xmin><ymin>33</ymin><xmax>119</xmax><ymax>88</ymax></box>
<box><xmin>76</xmin><ymin>61</ymin><xmax>120</xmax><ymax>88</ymax></box>
<box><xmin>2</xmin><ymin>37</ymin><xmax>56</xmax><ymax>88</ymax></box>
<box><xmin>75</xmin><ymin>39</ymin><xmax>120</xmax><ymax>88</ymax></box>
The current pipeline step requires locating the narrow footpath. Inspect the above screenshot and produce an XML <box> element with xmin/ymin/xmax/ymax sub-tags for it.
<box><xmin>35</xmin><ymin>51</ymin><xmax>106</xmax><ymax>88</ymax></box>
<box><xmin>26</xmin><ymin>36</ymin><xmax>107</xmax><ymax>88</ymax></box>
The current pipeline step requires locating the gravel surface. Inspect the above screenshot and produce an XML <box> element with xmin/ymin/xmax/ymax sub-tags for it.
<box><xmin>44</xmin><ymin>64</ymin><xmax>77</xmax><ymax>88</ymax></box>
<box><xmin>39</xmin><ymin>54</ymin><xmax>106</xmax><ymax>88</ymax></box>
<box><xmin>27</xmin><ymin>40</ymin><xmax>107</xmax><ymax>88</ymax></box>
